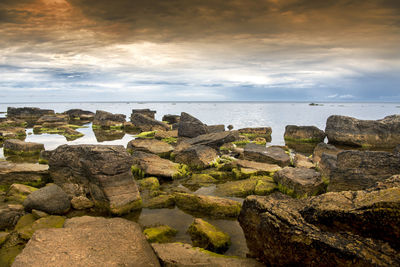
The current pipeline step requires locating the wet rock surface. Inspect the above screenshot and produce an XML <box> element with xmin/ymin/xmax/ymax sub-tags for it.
<box><xmin>0</xmin><ymin>161</ymin><xmax>49</xmax><ymax>186</ymax></box>
<box><xmin>3</xmin><ymin>140</ymin><xmax>44</xmax><ymax>155</ymax></box>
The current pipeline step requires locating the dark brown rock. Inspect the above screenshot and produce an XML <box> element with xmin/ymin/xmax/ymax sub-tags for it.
<box><xmin>238</xmin><ymin>127</ymin><xmax>272</xmax><ymax>142</ymax></box>
<box><xmin>92</xmin><ymin>110</ymin><xmax>126</xmax><ymax>128</ymax></box>
<box><xmin>284</xmin><ymin>125</ymin><xmax>325</xmax><ymax>143</ymax></box>
<box><xmin>178</xmin><ymin>112</ymin><xmax>208</xmax><ymax>138</ymax></box>
<box><xmin>175</xmin><ymin>145</ymin><xmax>218</xmax><ymax>169</ymax></box>
<box><xmin>130</xmin><ymin>113</ymin><xmax>169</xmax><ymax>131</ymax></box>
<box><xmin>23</xmin><ymin>184</ymin><xmax>70</xmax><ymax>215</ymax></box>
<box><xmin>312</xmin><ymin>142</ymin><xmax>341</xmax><ymax>163</ymax></box>
<box><xmin>0</xmin><ymin>204</ymin><xmax>24</xmax><ymax>230</ymax></box>
<box><xmin>63</xmin><ymin>109</ymin><xmax>95</xmax><ymax>120</ymax></box>
<box><xmin>162</xmin><ymin>114</ymin><xmax>180</xmax><ymax>124</ymax></box>
<box><xmin>177</xmin><ymin>131</ymin><xmax>239</xmax><ymax>150</ymax></box>
<box><xmin>244</xmin><ymin>143</ymin><xmax>290</xmax><ymax>167</ymax></box>
<box><xmin>7</xmin><ymin>107</ymin><xmax>54</xmax><ymax>120</ymax></box>
<box><xmin>3</xmin><ymin>139</ymin><xmax>44</xmax><ymax>155</ymax></box>
<box><xmin>207</xmin><ymin>124</ymin><xmax>225</xmax><ymax>133</ymax></box>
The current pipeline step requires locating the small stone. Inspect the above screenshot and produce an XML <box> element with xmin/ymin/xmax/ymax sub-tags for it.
<box><xmin>71</xmin><ymin>196</ymin><xmax>94</xmax><ymax>210</ymax></box>
<box><xmin>144</xmin><ymin>225</ymin><xmax>178</xmax><ymax>243</ymax></box>
<box><xmin>23</xmin><ymin>184</ymin><xmax>70</xmax><ymax>215</ymax></box>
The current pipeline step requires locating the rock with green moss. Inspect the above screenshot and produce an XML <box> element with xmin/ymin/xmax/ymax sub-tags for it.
<box><xmin>174</xmin><ymin>193</ymin><xmax>241</xmax><ymax>218</ymax></box>
<box><xmin>0</xmin><ymin>232</ymin><xmax>9</xmax><ymax>246</ymax></box>
<box><xmin>201</xmin><ymin>169</ymin><xmax>234</xmax><ymax>181</ymax></box>
<box><xmin>127</xmin><ymin>139</ymin><xmax>173</xmax><ymax>158</ymax></box>
<box><xmin>70</xmin><ymin>196</ymin><xmax>94</xmax><ymax>210</ymax></box>
<box><xmin>254</xmin><ymin>176</ymin><xmax>276</xmax><ymax>195</ymax></box>
<box><xmin>144</xmin><ymin>225</ymin><xmax>178</xmax><ymax>243</ymax></box>
<box><xmin>284</xmin><ymin>125</ymin><xmax>325</xmax><ymax>143</ymax></box>
<box><xmin>0</xmin><ymin>127</ymin><xmax>26</xmax><ymax>141</ymax></box>
<box><xmin>152</xmin><ymin>242</ymin><xmax>264</xmax><ymax>266</ymax></box>
<box><xmin>293</xmin><ymin>154</ymin><xmax>315</xmax><ymax>169</ymax></box>
<box><xmin>5</xmin><ymin>184</ymin><xmax>37</xmax><ymax>203</ymax></box>
<box><xmin>175</xmin><ymin>145</ymin><xmax>219</xmax><ymax>170</ymax></box>
<box><xmin>92</xmin><ymin>110</ymin><xmax>126</xmax><ymax>129</ymax></box>
<box><xmin>183</xmin><ymin>174</ymin><xmax>217</xmax><ymax>190</ymax></box>
<box><xmin>216</xmin><ymin>179</ymin><xmax>258</xmax><ymax>197</ymax></box>
<box><xmin>93</xmin><ymin>128</ymin><xmax>125</xmax><ymax>142</ymax></box>
<box><xmin>138</xmin><ymin>177</ymin><xmax>160</xmax><ymax>192</ymax></box>
<box><xmin>0</xmin><ymin>244</ymin><xmax>25</xmax><ymax>267</ymax></box>
<box><xmin>17</xmin><ymin>215</ymin><xmax>65</xmax><ymax>240</ymax></box>
<box><xmin>3</xmin><ymin>139</ymin><xmax>44</xmax><ymax>157</ymax></box>
<box><xmin>187</xmin><ymin>218</ymin><xmax>230</xmax><ymax>253</ymax></box>
<box><xmin>132</xmin><ymin>151</ymin><xmax>189</xmax><ymax>179</ymax></box>
<box><xmin>0</xmin><ymin>204</ymin><xmax>24</xmax><ymax>230</ymax></box>
<box><xmin>238</xmin><ymin>127</ymin><xmax>272</xmax><ymax>142</ymax></box>
<box><xmin>0</xmin><ymin>162</ymin><xmax>49</xmax><ymax>187</ymax></box>
<box><xmin>143</xmin><ymin>194</ymin><xmax>175</xmax><ymax>209</ymax></box>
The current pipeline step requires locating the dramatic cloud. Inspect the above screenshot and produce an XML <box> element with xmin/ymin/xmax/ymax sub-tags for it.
<box><xmin>0</xmin><ymin>0</ymin><xmax>399</xmax><ymax>101</ymax></box>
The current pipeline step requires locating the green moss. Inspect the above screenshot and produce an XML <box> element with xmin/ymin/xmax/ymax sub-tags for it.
<box><xmin>284</xmin><ymin>137</ymin><xmax>321</xmax><ymax>143</ymax></box>
<box><xmin>34</xmin><ymin>127</ymin><xmax>64</xmax><ymax>134</ymax></box>
<box><xmin>0</xmin><ymin>245</ymin><xmax>25</xmax><ymax>267</ymax></box>
<box><xmin>15</xmin><ymin>214</ymin><xmax>37</xmax><ymax>231</ymax></box>
<box><xmin>277</xmin><ymin>183</ymin><xmax>297</xmax><ymax>198</ymax></box>
<box><xmin>172</xmin><ymin>164</ymin><xmax>191</xmax><ymax>179</ymax></box>
<box><xmin>3</xmin><ymin>148</ymin><xmax>42</xmax><ymax>157</ymax></box>
<box><xmin>0</xmin><ymin>232</ymin><xmax>9</xmax><ymax>246</ymax></box>
<box><xmin>110</xmin><ymin>198</ymin><xmax>142</xmax><ymax>215</ymax></box>
<box><xmin>0</xmin><ymin>185</ymin><xmax>10</xmax><ymax>192</ymax></box>
<box><xmin>136</xmin><ymin>131</ymin><xmax>156</xmax><ymax>139</ymax></box>
<box><xmin>92</xmin><ymin>124</ymin><xmax>101</xmax><ymax>129</ymax></box>
<box><xmin>161</xmin><ymin>137</ymin><xmax>177</xmax><ymax>144</ymax></box>
<box><xmin>254</xmin><ymin>176</ymin><xmax>276</xmax><ymax>195</ymax></box>
<box><xmin>20</xmin><ymin>179</ymin><xmax>46</xmax><ymax>188</ymax></box>
<box><xmin>38</xmin><ymin>158</ymin><xmax>48</xmax><ymax>164</ymax></box>
<box><xmin>138</xmin><ymin>177</ymin><xmax>160</xmax><ymax>192</ymax></box>
<box><xmin>232</xmin><ymin>140</ymin><xmax>250</xmax><ymax>147</ymax></box>
<box><xmin>131</xmin><ymin>165</ymin><xmax>145</xmax><ymax>178</ymax></box>
<box><xmin>66</xmin><ymin>124</ymin><xmax>87</xmax><ymax>129</ymax></box>
<box><xmin>144</xmin><ymin>225</ymin><xmax>178</xmax><ymax>243</ymax></box>
<box><xmin>109</xmin><ymin>124</ymin><xmax>124</xmax><ymax>130</ymax></box>
<box><xmin>143</xmin><ymin>194</ymin><xmax>175</xmax><ymax>209</ymax></box>
<box><xmin>219</xmin><ymin>146</ymin><xmax>230</xmax><ymax>151</ymax></box>
<box><xmin>63</xmin><ymin>132</ymin><xmax>84</xmax><ymax>140</ymax></box>
<box><xmin>18</xmin><ymin>215</ymin><xmax>65</xmax><ymax>240</ymax></box>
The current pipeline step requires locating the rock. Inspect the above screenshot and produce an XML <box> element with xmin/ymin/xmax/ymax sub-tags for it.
<box><xmin>132</xmin><ymin>151</ymin><xmax>188</xmax><ymax>179</ymax></box>
<box><xmin>244</xmin><ymin>143</ymin><xmax>290</xmax><ymax>167</ymax></box>
<box><xmin>144</xmin><ymin>225</ymin><xmax>177</xmax><ymax>243</ymax></box>
<box><xmin>318</xmin><ymin>153</ymin><xmax>337</xmax><ymax>180</ymax></box>
<box><xmin>229</xmin><ymin>159</ymin><xmax>281</xmax><ymax>176</ymax></box>
<box><xmin>0</xmin><ymin>232</ymin><xmax>9</xmax><ymax>246</ymax></box>
<box><xmin>131</xmin><ymin>109</ymin><xmax>156</xmax><ymax>119</ymax></box>
<box><xmin>312</xmin><ymin>142</ymin><xmax>341</xmax><ymax>163</ymax></box>
<box><xmin>327</xmin><ymin>150</ymin><xmax>400</xmax><ymax>192</ymax></box>
<box><xmin>143</xmin><ymin>194</ymin><xmax>175</xmax><ymax>209</ymax></box>
<box><xmin>0</xmin><ymin>161</ymin><xmax>49</xmax><ymax>186</ymax></box>
<box><xmin>93</xmin><ymin>128</ymin><xmax>125</xmax><ymax>142</ymax></box>
<box><xmin>49</xmin><ymin>145</ymin><xmax>141</xmax><ymax>215</ymax></box>
<box><xmin>154</xmin><ymin>129</ymin><xmax>178</xmax><ymax>140</ymax></box>
<box><xmin>325</xmin><ymin>114</ymin><xmax>400</xmax><ymax>148</ymax></box>
<box><xmin>131</xmin><ymin>113</ymin><xmax>169</xmax><ymax>131</ymax></box>
<box><xmin>63</xmin><ymin>109</ymin><xmax>95</xmax><ymax>120</ymax></box>
<box><xmin>5</xmin><ymin>184</ymin><xmax>37</xmax><ymax>203</ymax></box>
<box><xmin>3</xmin><ymin>139</ymin><xmax>44</xmax><ymax>156</ymax></box>
<box><xmin>183</xmin><ymin>174</ymin><xmax>217</xmax><ymax>190</ymax></box>
<box><xmin>216</xmin><ymin>176</ymin><xmax>275</xmax><ymax>197</ymax></box>
<box><xmin>254</xmin><ymin>176</ymin><xmax>276</xmax><ymax>195</ymax></box>
<box><xmin>238</xmin><ymin>127</ymin><xmax>272</xmax><ymax>142</ymax></box>
<box><xmin>36</xmin><ymin>114</ymin><xmax>69</xmax><ymax>127</ymax></box>
<box><xmin>13</xmin><ymin>216</ymin><xmax>161</xmax><ymax>267</ymax></box>
<box><xmin>207</xmin><ymin>124</ymin><xmax>225</xmax><ymax>133</ymax></box>
<box><xmin>188</xmin><ymin>218</ymin><xmax>230</xmax><ymax>253</ymax></box>
<box><xmin>0</xmin><ymin>205</ymin><xmax>24</xmax><ymax>230</ymax></box>
<box><xmin>23</xmin><ymin>184</ymin><xmax>70</xmax><ymax>215</ymax></box>
<box><xmin>394</xmin><ymin>144</ymin><xmax>400</xmax><ymax>154</ymax></box>
<box><xmin>177</xmin><ymin>131</ymin><xmax>239</xmax><ymax>150</ymax></box>
<box><xmin>152</xmin><ymin>242</ymin><xmax>263</xmax><ymax>267</ymax></box>
<box><xmin>92</xmin><ymin>110</ymin><xmax>126</xmax><ymax>128</ymax></box>
<box><xmin>293</xmin><ymin>154</ymin><xmax>315</xmax><ymax>168</ymax></box>
<box><xmin>175</xmin><ymin>145</ymin><xmax>219</xmax><ymax>169</ymax></box>
<box><xmin>0</xmin><ymin>118</ymin><xmax>26</xmax><ymax>128</ymax></box>
<box><xmin>127</xmin><ymin>138</ymin><xmax>173</xmax><ymax>157</ymax></box>
<box><xmin>137</xmin><ymin>177</ymin><xmax>160</xmax><ymax>192</ymax></box>
<box><xmin>162</xmin><ymin>114</ymin><xmax>180</xmax><ymax>124</ymax></box>
<box><xmin>274</xmin><ymin>167</ymin><xmax>325</xmax><ymax>197</ymax></box>
<box><xmin>284</xmin><ymin>125</ymin><xmax>325</xmax><ymax>143</ymax></box>
<box><xmin>238</xmin><ymin>185</ymin><xmax>400</xmax><ymax>266</ymax></box>
<box><xmin>7</xmin><ymin>107</ymin><xmax>54</xmax><ymax>121</ymax></box>
<box><xmin>174</xmin><ymin>193</ymin><xmax>241</xmax><ymax>218</ymax></box>
<box><xmin>178</xmin><ymin>112</ymin><xmax>208</xmax><ymax>138</ymax></box>
<box><xmin>227</xmin><ymin>125</ymin><xmax>234</xmax><ymax>130</ymax></box>
<box><xmin>31</xmin><ymin>209</ymin><xmax>48</xmax><ymax>218</ymax></box>
<box><xmin>0</xmin><ymin>127</ymin><xmax>26</xmax><ymax>141</ymax></box>
<box><xmin>17</xmin><ymin>215</ymin><xmax>65</xmax><ymax>240</ymax></box>
<box><xmin>71</xmin><ymin>196</ymin><xmax>94</xmax><ymax>210</ymax></box>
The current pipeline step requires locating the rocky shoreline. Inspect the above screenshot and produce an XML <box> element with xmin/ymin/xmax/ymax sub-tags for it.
<box><xmin>0</xmin><ymin>107</ymin><xmax>399</xmax><ymax>266</ymax></box>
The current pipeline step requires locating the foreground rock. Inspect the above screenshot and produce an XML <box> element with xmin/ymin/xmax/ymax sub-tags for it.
<box><xmin>244</xmin><ymin>143</ymin><xmax>290</xmax><ymax>167</ymax></box>
<box><xmin>188</xmin><ymin>218</ymin><xmax>230</xmax><ymax>253</ymax></box>
<box><xmin>127</xmin><ymin>138</ymin><xmax>173</xmax><ymax>157</ymax></box>
<box><xmin>23</xmin><ymin>184</ymin><xmax>70</xmax><ymax>215</ymax></box>
<box><xmin>13</xmin><ymin>216</ymin><xmax>160</xmax><ymax>267</ymax></box>
<box><xmin>49</xmin><ymin>145</ymin><xmax>141</xmax><ymax>215</ymax></box>
<box><xmin>152</xmin><ymin>243</ymin><xmax>263</xmax><ymax>267</ymax></box>
<box><xmin>178</xmin><ymin>112</ymin><xmax>208</xmax><ymax>138</ymax></box>
<box><xmin>130</xmin><ymin>113</ymin><xmax>169</xmax><ymax>131</ymax></box>
<box><xmin>239</xmin><ymin>177</ymin><xmax>400</xmax><ymax>266</ymax></box>
<box><xmin>0</xmin><ymin>161</ymin><xmax>49</xmax><ymax>186</ymax></box>
<box><xmin>326</xmin><ymin>150</ymin><xmax>400</xmax><ymax>191</ymax></box>
<box><xmin>284</xmin><ymin>125</ymin><xmax>325</xmax><ymax>143</ymax></box>
<box><xmin>3</xmin><ymin>139</ymin><xmax>44</xmax><ymax>156</ymax></box>
<box><xmin>175</xmin><ymin>145</ymin><xmax>218</xmax><ymax>169</ymax></box>
<box><xmin>132</xmin><ymin>151</ymin><xmax>188</xmax><ymax>179</ymax></box>
<box><xmin>325</xmin><ymin>114</ymin><xmax>400</xmax><ymax>149</ymax></box>
<box><xmin>92</xmin><ymin>110</ymin><xmax>126</xmax><ymax>128</ymax></box>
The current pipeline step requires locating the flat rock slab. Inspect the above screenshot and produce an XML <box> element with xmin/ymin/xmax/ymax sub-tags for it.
<box><xmin>182</xmin><ymin>131</ymin><xmax>239</xmax><ymax>150</ymax></box>
<box><xmin>175</xmin><ymin>145</ymin><xmax>218</xmax><ymax>169</ymax></box>
<box><xmin>127</xmin><ymin>138</ymin><xmax>173</xmax><ymax>156</ymax></box>
<box><xmin>13</xmin><ymin>216</ymin><xmax>160</xmax><ymax>267</ymax></box>
<box><xmin>3</xmin><ymin>139</ymin><xmax>44</xmax><ymax>153</ymax></box>
<box><xmin>0</xmin><ymin>162</ymin><xmax>48</xmax><ymax>185</ymax></box>
<box><xmin>244</xmin><ymin>144</ymin><xmax>290</xmax><ymax>167</ymax></box>
<box><xmin>132</xmin><ymin>151</ymin><xmax>184</xmax><ymax>179</ymax></box>
<box><xmin>232</xmin><ymin>159</ymin><xmax>281</xmax><ymax>174</ymax></box>
<box><xmin>152</xmin><ymin>242</ymin><xmax>263</xmax><ymax>267</ymax></box>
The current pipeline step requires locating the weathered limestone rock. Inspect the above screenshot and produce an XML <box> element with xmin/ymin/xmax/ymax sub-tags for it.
<box><xmin>0</xmin><ymin>204</ymin><xmax>24</xmax><ymax>230</ymax></box>
<box><xmin>49</xmin><ymin>145</ymin><xmax>141</xmax><ymax>215</ymax></box>
<box><xmin>239</xmin><ymin>180</ymin><xmax>400</xmax><ymax>267</ymax></box>
<box><xmin>132</xmin><ymin>151</ymin><xmax>188</xmax><ymax>179</ymax></box>
<box><xmin>3</xmin><ymin>139</ymin><xmax>44</xmax><ymax>156</ymax></box>
<box><xmin>327</xmin><ymin>150</ymin><xmax>400</xmax><ymax>192</ymax></box>
<box><xmin>0</xmin><ymin>161</ymin><xmax>49</xmax><ymax>186</ymax></box>
<box><xmin>284</xmin><ymin>125</ymin><xmax>325</xmax><ymax>143</ymax></box>
<box><xmin>178</xmin><ymin>112</ymin><xmax>208</xmax><ymax>138</ymax></box>
<box><xmin>36</xmin><ymin>114</ymin><xmax>69</xmax><ymax>128</ymax></box>
<box><xmin>216</xmin><ymin>176</ymin><xmax>276</xmax><ymax>197</ymax></box>
<box><xmin>127</xmin><ymin>138</ymin><xmax>173</xmax><ymax>158</ymax></box>
<box><xmin>325</xmin><ymin>114</ymin><xmax>400</xmax><ymax>148</ymax></box>
<box><xmin>175</xmin><ymin>145</ymin><xmax>218</xmax><ymax>169</ymax></box>
<box><xmin>152</xmin><ymin>243</ymin><xmax>263</xmax><ymax>267</ymax></box>
<box><xmin>131</xmin><ymin>113</ymin><xmax>169</xmax><ymax>131</ymax></box>
<box><xmin>207</xmin><ymin>124</ymin><xmax>225</xmax><ymax>133</ymax></box>
<box><xmin>162</xmin><ymin>114</ymin><xmax>180</xmax><ymax>124</ymax></box>
<box><xmin>244</xmin><ymin>143</ymin><xmax>290</xmax><ymax>167</ymax></box>
<box><xmin>0</xmin><ymin>127</ymin><xmax>26</xmax><ymax>141</ymax></box>
<box><xmin>238</xmin><ymin>127</ymin><xmax>272</xmax><ymax>142</ymax></box>
<box><xmin>174</xmin><ymin>193</ymin><xmax>241</xmax><ymax>218</ymax></box>
<box><xmin>131</xmin><ymin>109</ymin><xmax>156</xmax><ymax>119</ymax></box>
<box><xmin>312</xmin><ymin>142</ymin><xmax>341</xmax><ymax>163</ymax></box>
<box><xmin>188</xmin><ymin>218</ymin><xmax>231</xmax><ymax>253</ymax></box>
<box><xmin>23</xmin><ymin>184</ymin><xmax>70</xmax><ymax>215</ymax></box>
<box><xmin>13</xmin><ymin>216</ymin><xmax>161</xmax><ymax>267</ymax></box>
<box><xmin>144</xmin><ymin>225</ymin><xmax>177</xmax><ymax>243</ymax></box>
<box><xmin>63</xmin><ymin>109</ymin><xmax>95</xmax><ymax>120</ymax></box>
<box><xmin>154</xmin><ymin>129</ymin><xmax>178</xmax><ymax>140</ymax></box>
<box><xmin>92</xmin><ymin>110</ymin><xmax>126</xmax><ymax>128</ymax></box>
<box><xmin>5</xmin><ymin>184</ymin><xmax>37</xmax><ymax>203</ymax></box>
<box><xmin>274</xmin><ymin>167</ymin><xmax>325</xmax><ymax>197</ymax></box>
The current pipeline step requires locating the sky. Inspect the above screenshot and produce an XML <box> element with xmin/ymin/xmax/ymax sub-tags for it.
<box><xmin>0</xmin><ymin>0</ymin><xmax>399</xmax><ymax>102</ymax></box>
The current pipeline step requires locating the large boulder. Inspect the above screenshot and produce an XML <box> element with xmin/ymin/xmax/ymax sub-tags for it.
<box><xmin>284</xmin><ymin>125</ymin><xmax>325</xmax><ymax>143</ymax></box>
<box><xmin>130</xmin><ymin>113</ymin><xmax>169</xmax><ymax>131</ymax></box>
<box><xmin>131</xmin><ymin>109</ymin><xmax>156</xmax><ymax>119</ymax></box>
<box><xmin>48</xmin><ymin>145</ymin><xmax>141</xmax><ymax>215</ymax></box>
<box><xmin>0</xmin><ymin>161</ymin><xmax>49</xmax><ymax>186</ymax></box>
<box><xmin>3</xmin><ymin>139</ymin><xmax>44</xmax><ymax>156</ymax></box>
<box><xmin>0</xmin><ymin>204</ymin><xmax>24</xmax><ymax>230</ymax></box>
<box><xmin>12</xmin><ymin>216</ymin><xmax>161</xmax><ymax>267</ymax></box>
<box><xmin>244</xmin><ymin>143</ymin><xmax>290</xmax><ymax>167</ymax></box>
<box><xmin>325</xmin><ymin>115</ymin><xmax>400</xmax><ymax>149</ymax></box>
<box><xmin>132</xmin><ymin>151</ymin><xmax>187</xmax><ymax>179</ymax></box>
<box><xmin>127</xmin><ymin>139</ymin><xmax>173</xmax><ymax>157</ymax></box>
<box><xmin>238</xmin><ymin>177</ymin><xmax>400</xmax><ymax>266</ymax></box>
<box><xmin>326</xmin><ymin>150</ymin><xmax>400</xmax><ymax>192</ymax></box>
<box><xmin>174</xmin><ymin>145</ymin><xmax>218</xmax><ymax>169</ymax></box>
<box><xmin>92</xmin><ymin>110</ymin><xmax>126</xmax><ymax>128</ymax></box>
<box><xmin>274</xmin><ymin>167</ymin><xmax>325</xmax><ymax>197</ymax></box>
<box><xmin>152</xmin><ymin>242</ymin><xmax>263</xmax><ymax>267</ymax></box>
<box><xmin>23</xmin><ymin>184</ymin><xmax>70</xmax><ymax>215</ymax></box>
<box><xmin>178</xmin><ymin>112</ymin><xmax>208</xmax><ymax>138</ymax></box>
<box><xmin>7</xmin><ymin>107</ymin><xmax>54</xmax><ymax>121</ymax></box>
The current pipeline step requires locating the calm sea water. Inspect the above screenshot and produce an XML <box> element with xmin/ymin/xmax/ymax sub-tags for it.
<box><xmin>1</xmin><ymin>102</ymin><xmax>399</xmax><ymax>154</ymax></box>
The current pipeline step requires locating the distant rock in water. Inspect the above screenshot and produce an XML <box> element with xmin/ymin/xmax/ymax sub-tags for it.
<box><xmin>284</xmin><ymin>125</ymin><xmax>325</xmax><ymax>143</ymax></box>
<box><xmin>325</xmin><ymin>114</ymin><xmax>400</xmax><ymax>149</ymax></box>
<box><xmin>92</xmin><ymin>110</ymin><xmax>126</xmax><ymax>128</ymax></box>
<box><xmin>131</xmin><ymin>109</ymin><xmax>156</xmax><ymax>119</ymax></box>
<box><xmin>63</xmin><ymin>109</ymin><xmax>95</xmax><ymax>120</ymax></box>
<box><xmin>130</xmin><ymin>113</ymin><xmax>169</xmax><ymax>131</ymax></box>
<box><xmin>7</xmin><ymin>107</ymin><xmax>54</xmax><ymax>119</ymax></box>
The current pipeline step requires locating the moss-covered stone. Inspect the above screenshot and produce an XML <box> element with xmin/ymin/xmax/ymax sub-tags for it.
<box><xmin>5</xmin><ymin>184</ymin><xmax>38</xmax><ymax>203</ymax></box>
<box><xmin>136</xmin><ymin>131</ymin><xmax>156</xmax><ymax>139</ymax></box>
<box><xmin>183</xmin><ymin>174</ymin><xmax>217</xmax><ymax>190</ymax></box>
<box><xmin>254</xmin><ymin>176</ymin><xmax>276</xmax><ymax>195</ymax></box>
<box><xmin>144</xmin><ymin>225</ymin><xmax>178</xmax><ymax>243</ymax></box>
<box><xmin>14</xmin><ymin>214</ymin><xmax>37</xmax><ymax>231</ymax></box>
<box><xmin>161</xmin><ymin>137</ymin><xmax>178</xmax><ymax>144</ymax></box>
<box><xmin>0</xmin><ymin>232</ymin><xmax>9</xmax><ymax>246</ymax></box>
<box><xmin>138</xmin><ymin>177</ymin><xmax>160</xmax><ymax>192</ymax></box>
<box><xmin>17</xmin><ymin>215</ymin><xmax>65</xmax><ymax>240</ymax></box>
<box><xmin>143</xmin><ymin>194</ymin><xmax>175</xmax><ymax>209</ymax></box>
<box><xmin>201</xmin><ymin>169</ymin><xmax>234</xmax><ymax>181</ymax></box>
<box><xmin>187</xmin><ymin>218</ymin><xmax>231</xmax><ymax>253</ymax></box>
<box><xmin>0</xmin><ymin>245</ymin><xmax>24</xmax><ymax>267</ymax></box>
<box><xmin>131</xmin><ymin>165</ymin><xmax>146</xmax><ymax>178</ymax></box>
<box><xmin>38</xmin><ymin>158</ymin><xmax>48</xmax><ymax>165</ymax></box>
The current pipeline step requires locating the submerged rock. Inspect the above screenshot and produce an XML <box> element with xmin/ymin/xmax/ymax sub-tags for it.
<box><xmin>49</xmin><ymin>145</ymin><xmax>141</xmax><ymax>215</ymax></box>
<box><xmin>178</xmin><ymin>112</ymin><xmax>208</xmax><ymax>138</ymax></box>
<box><xmin>144</xmin><ymin>225</ymin><xmax>177</xmax><ymax>243</ymax></box>
<box><xmin>244</xmin><ymin>143</ymin><xmax>290</xmax><ymax>167</ymax></box>
<box><xmin>23</xmin><ymin>184</ymin><xmax>70</xmax><ymax>215</ymax></box>
<box><xmin>325</xmin><ymin>114</ymin><xmax>400</xmax><ymax>148</ymax></box>
<box><xmin>13</xmin><ymin>216</ymin><xmax>161</xmax><ymax>267</ymax></box>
